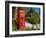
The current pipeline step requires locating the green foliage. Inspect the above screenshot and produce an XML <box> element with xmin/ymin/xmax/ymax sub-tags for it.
<box><xmin>26</xmin><ymin>8</ymin><xmax>40</xmax><ymax>24</ymax></box>
<box><xmin>12</xmin><ymin>19</ymin><xmax>17</xmax><ymax>31</ymax></box>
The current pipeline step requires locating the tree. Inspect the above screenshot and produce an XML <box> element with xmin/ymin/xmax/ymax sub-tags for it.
<box><xmin>26</xmin><ymin>8</ymin><xmax>40</xmax><ymax>30</ymax></box>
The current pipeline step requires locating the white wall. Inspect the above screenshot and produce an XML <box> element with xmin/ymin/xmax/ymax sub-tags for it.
<box><xmin>0</xmin><ymin>0</ymin><xmax>46</xmax><ymax>38</ymax></box>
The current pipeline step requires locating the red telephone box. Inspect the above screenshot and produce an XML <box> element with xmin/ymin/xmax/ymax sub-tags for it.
<box><xmin>16</xmin><ymin>7</ymin><xmax>25</xmax><ymax>31</ymax></box>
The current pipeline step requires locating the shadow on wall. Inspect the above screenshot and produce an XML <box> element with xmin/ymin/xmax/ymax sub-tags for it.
<box><xmin>5</xmin><ymin>37</ymin><xmax>19</xmax><ymax>38</ymax></box>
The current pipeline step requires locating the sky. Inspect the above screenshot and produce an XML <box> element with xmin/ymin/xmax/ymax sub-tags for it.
<box><xmin>34</xmin><ymin>8</ymin><xmax>40</xmax><ymax>13</ymax></box>
<box><xmin>24</xmin><ymin>7</ymin><xmax>40</xmax><ymax>14</ymax></box>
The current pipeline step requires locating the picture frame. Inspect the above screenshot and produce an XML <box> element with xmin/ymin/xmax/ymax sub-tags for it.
<box><xmin>5</xmin><ymin>1</ymin><xmax>45</xmax><ymax>37</ymax></box>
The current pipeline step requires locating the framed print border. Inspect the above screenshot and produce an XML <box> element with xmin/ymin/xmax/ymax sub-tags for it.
<box><xmin>5</xmin><ymin>1</ymin><xmax>45</xmax><ymax>37</ymax></box>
